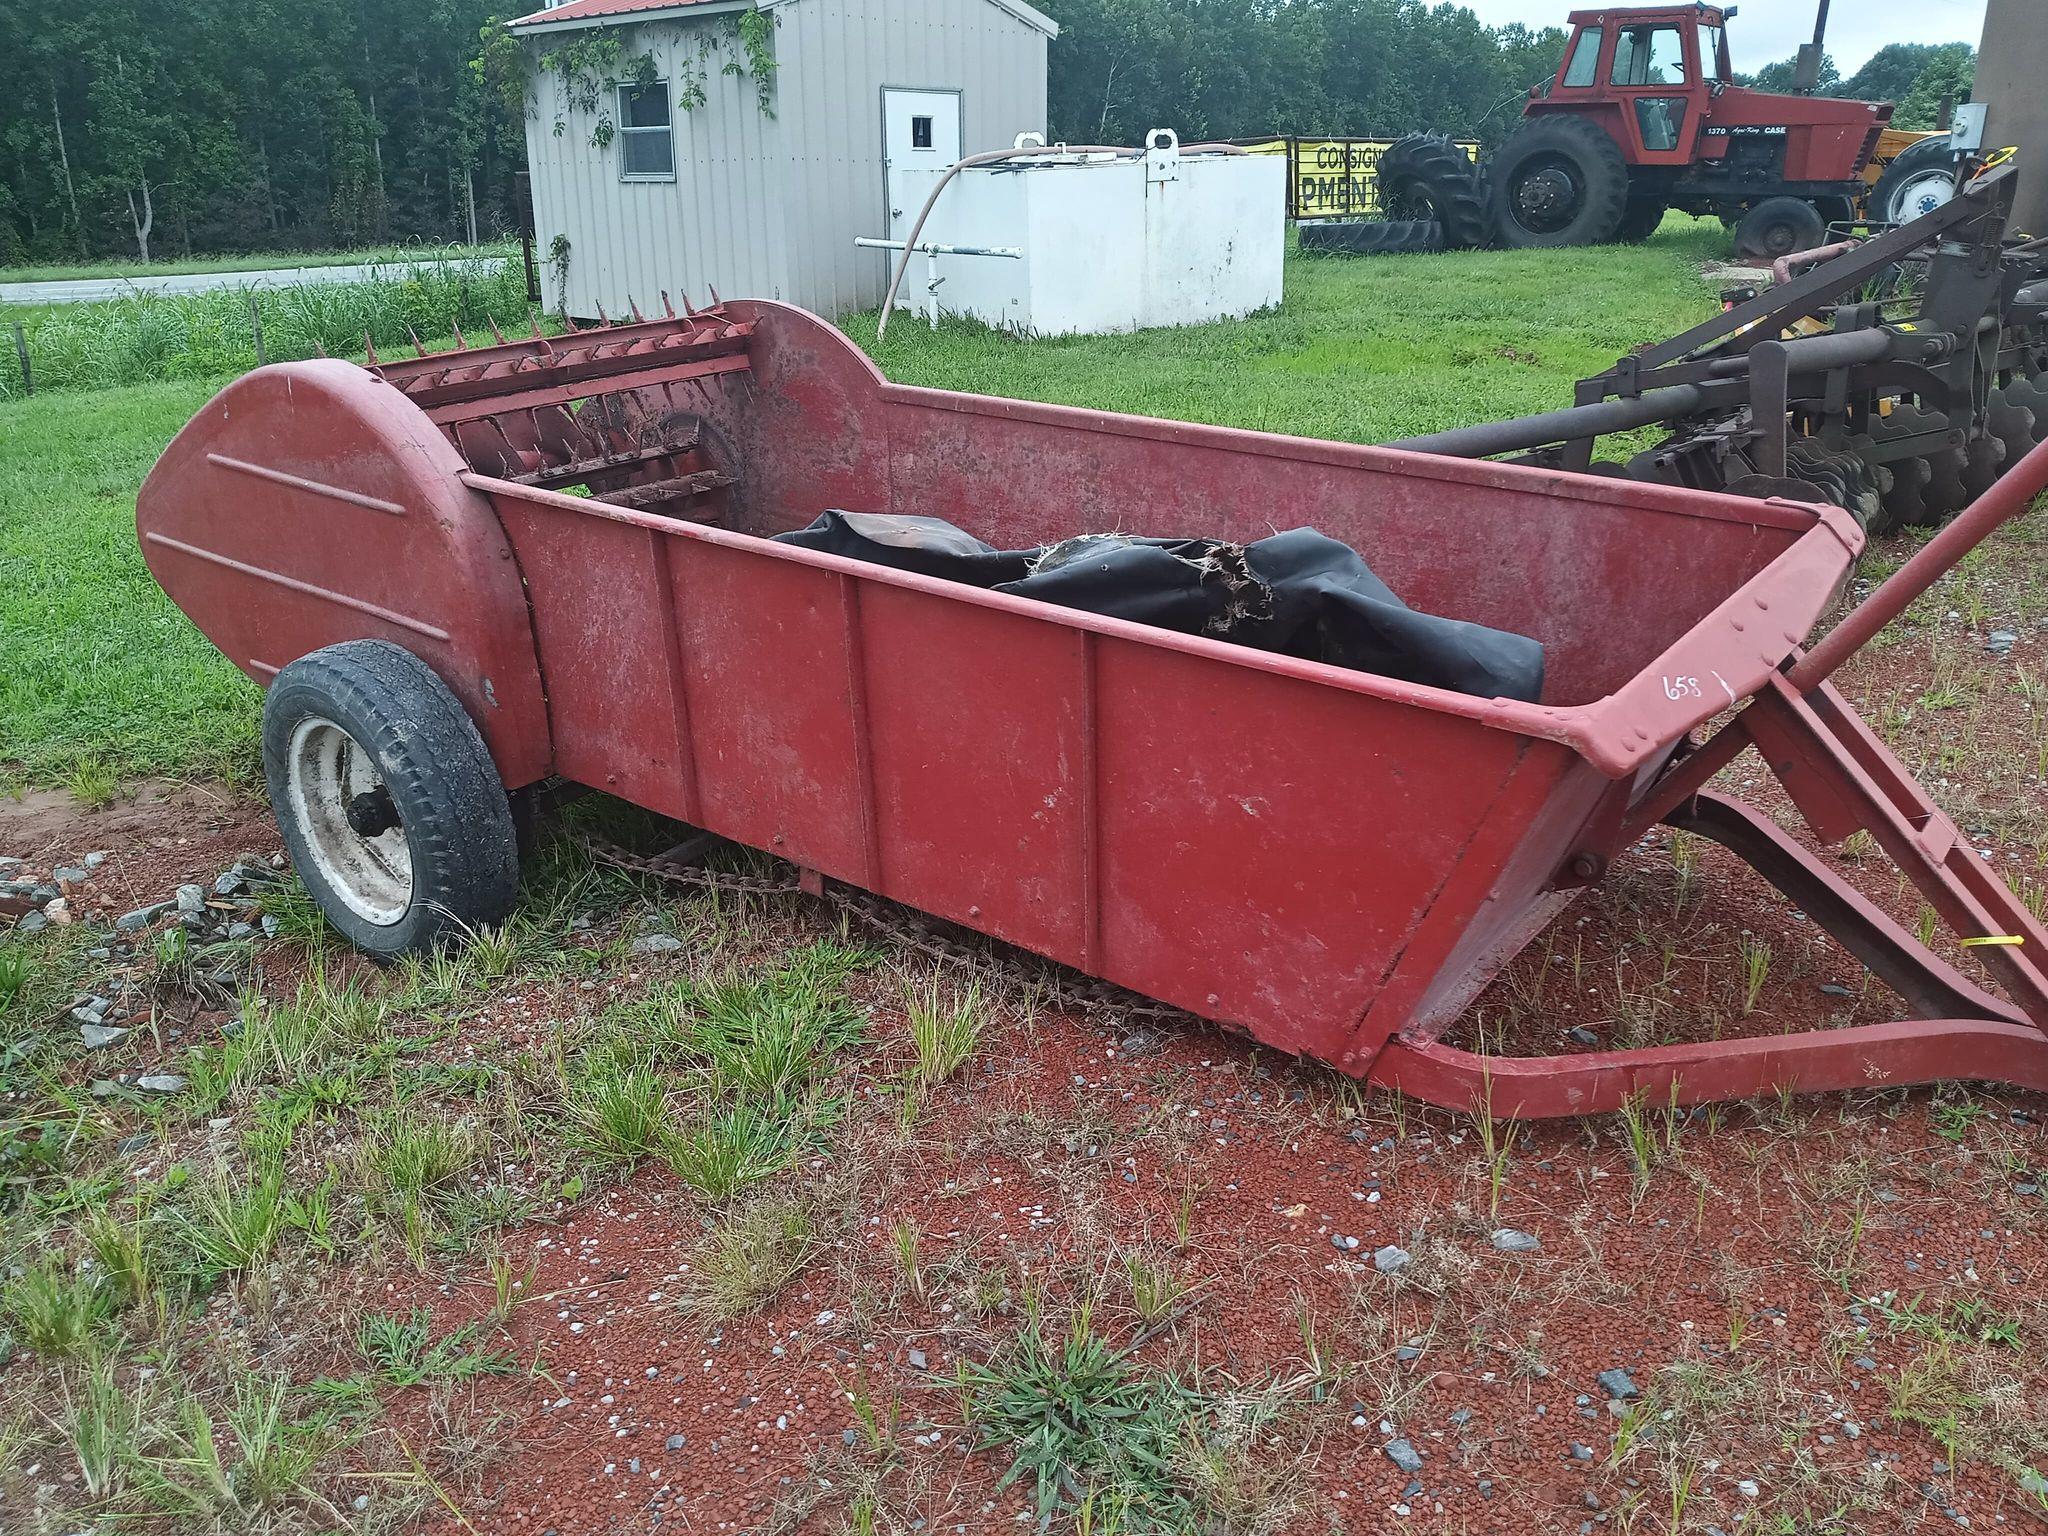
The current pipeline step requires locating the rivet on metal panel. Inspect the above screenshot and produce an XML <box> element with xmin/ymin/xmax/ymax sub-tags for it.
<box><xmin>1569</xmin><ymin>852</ymin><xmax>1606</xmax><ymax>881</ymax></box>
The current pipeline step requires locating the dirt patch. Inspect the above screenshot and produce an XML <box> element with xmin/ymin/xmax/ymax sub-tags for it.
<box><xmin>0</xmin><ymin>778</ymin><xmax>278</xmax><ymax>920</ymax></box>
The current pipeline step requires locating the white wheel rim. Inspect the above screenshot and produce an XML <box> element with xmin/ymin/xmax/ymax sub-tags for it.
<box><xmin>284</xmin><ymin>716</ymin><xmax>413</xmax><ymax>925</ymax></box>
<box><xmin>1894</xmin><ymin>170</ymin><xmax>1954</xmax><ymax>222</ymax></box>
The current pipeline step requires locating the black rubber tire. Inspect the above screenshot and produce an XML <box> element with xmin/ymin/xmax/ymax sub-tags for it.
<box><xmin>1298</xmin><ymin>218</ymin><xmax>1443</xmax><ymax>256</ymax></box>
<box><xmin>1813</xmin><ymin>195</ymin><xmax>1857</xmax><ymax>231</ymax></box>
<box><xmin>1613</xmin><ymin>198</ymin><xmax>1668</xmax><ymax>244</ymax></box>
<box><xmin>1870</xmin><ymin>136</ymin><xmax>1957</xmax><ymax>227</ymax></box>
<box><xmin>1732</xmin><ymin>197</ymin><xmax>1826</xmax><ymax>263</ymax></box>
<box><xmin>1376</xmin><ymin>134</ymin><xmax>1493</xmax><ymax>251</ymax></box>
<box><xmin>1489</xmin><ymin>116</ymin><xmax>1629</xmax><ymax>248</ymax></box>
<box><xmin>262</xmin><ymin>640</ymin><xmax>519</xmax><ymax>955</ymax></box>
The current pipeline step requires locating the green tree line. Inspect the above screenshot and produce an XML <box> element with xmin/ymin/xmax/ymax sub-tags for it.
<box><xmin>0</xmin><ymin>0</ymin><xmax>525</xmax><ymax>265</ymax></box>
<box><xmin>0</xmin><ymin>0</ymin><xmax>1980</xmax><ymax>267</ymax></box>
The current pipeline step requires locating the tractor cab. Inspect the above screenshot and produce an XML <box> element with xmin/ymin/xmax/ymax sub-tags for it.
<box><xmin>1540</xmin><ymin>5</ymin><xmax>1730</xmax><ymax>166</ymax></box>
<box><xmin>1532</xmin><ymin>4</ymin><xmax>1888</xmax><ymax>185</ymax></box>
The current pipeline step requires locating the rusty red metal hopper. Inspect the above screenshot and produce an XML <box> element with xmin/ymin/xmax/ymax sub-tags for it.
<box><xmin>136</xmin><ymin>298</ymin><xmax>2048</xmax><ymax>1117</ymax></box>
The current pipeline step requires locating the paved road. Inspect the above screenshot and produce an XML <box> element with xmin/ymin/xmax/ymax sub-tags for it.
<box><xmin>1</xmin><ymin>255</ymin><xmax>507</xmax><ymax>306</ymax></box>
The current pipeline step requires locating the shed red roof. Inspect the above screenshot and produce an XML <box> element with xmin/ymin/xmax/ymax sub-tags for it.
<box><xmin>507</xmin><ymin>0</ymin><xmax>734</xmax><ymax>28</ymax></box>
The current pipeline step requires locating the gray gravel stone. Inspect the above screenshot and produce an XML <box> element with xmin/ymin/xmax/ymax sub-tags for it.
<box><xmin>631</xmin><ymin>933</ymin><xmax>685</xmax><ymax>954</ymax></box>
<box><xmin>116</xmin><ymin>902</ymin><xmax>171</xmax><ymax>932</ymax></box>
<box><xmin>1597</xmin><ymin>1368</ymin><xmax>1641</xmax><ymax>1400</ymax></box>
<box><xmin>908</xmin><ymin>1348</ymin><xmax>928</xmax><ymax>1369</ymax></box>
<box><xmin>1373</xmin><ymin>1245</ymin><xmax>1412</xmax><ymax>1274</ymax></box>
<box><xmin>1566</xmin><ymin>1026</ymin><xmax>1600</xmax><ymax>1046</ymax></box>
<box><xmin>1986</xmin><ymin>629</ymin><xmax>2018</xmax><ymax>656</ymax></box>
<box><xmin>80</xmin><ymin>1024</ymin><xmax>130</xmax><ymax>1049</ymax></box>
<box><xmin>1490</xmin><ymin>1228</ymin><xmax>1541</xmax><ymax>1253</ymax></box>
<box><xmin>214</xmin><ymin>872</ymin><xmax>246</xmax><ymax>897</ymax></box>
<box><xmin>666</xmin><ymin>1434</ymin><xmax>686</xmax><ymax>1450</ymax></box>
<box><xmin>53</xmin><ymin>866</ymin><xmax>89</xmax><ymax>885</ymax></box>
<box><xmin>1383</xmin><ymin>1438</ymin><xmax>1424</xmax><ymax>1475</ymax></box>
<box><xmin>15</xmin><ymin>911</ymin><xmax>48</xmax><ymax>935</ymax></box>
<box><xmin>176</xmin><ymin>884</ymin><xmax>206</xmax><ymax>914</ymax></box>
<box><xmin>84</xmin><ymin>851</ymin><xmax>110</xmax><ymax>869</ymax></box>
<box><xmin>134</xmin><ymin>1073</ymin><xmax>188</xmax><ymax>1094</ymax></box>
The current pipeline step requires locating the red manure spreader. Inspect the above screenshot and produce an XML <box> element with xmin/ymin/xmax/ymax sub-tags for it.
<box><xmin>139</xmin><ymin>280</ymin><xmax>2048</xmax><ymax>1120</ymax></box>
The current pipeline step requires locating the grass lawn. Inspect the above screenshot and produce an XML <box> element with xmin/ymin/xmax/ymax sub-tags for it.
<box><xmin>0</xmin><ymin>240</ymin><xmax>519</xmax><ymax>286</ymax></box>
<box><xmin>0</xmin><ymin>222</ymin><xmax>1731</xmax><ymax>790</ymax></box>
<box><xmin>854</xmin><ymin>217</ymin><xmax>1730</xmax><ymax>439</ymax></box>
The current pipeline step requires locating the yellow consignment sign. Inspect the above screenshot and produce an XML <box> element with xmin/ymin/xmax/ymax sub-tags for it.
<box><xmin>1237</xmin><ymin>136</ymin><xmax>1483</xmax><ymax>220</ymax></box>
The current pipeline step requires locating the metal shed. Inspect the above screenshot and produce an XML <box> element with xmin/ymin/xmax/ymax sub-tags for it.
<box><xmin>509</xmin><ymin>0</ymin><xmax>1055</xmax><ymax>319</ymax></box>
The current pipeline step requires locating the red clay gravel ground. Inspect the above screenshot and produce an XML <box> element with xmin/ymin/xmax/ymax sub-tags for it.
<box><xmin>3</xmin><ymin>516</ymin><xmax>2046</xmax><ymax>1536</ymax></box>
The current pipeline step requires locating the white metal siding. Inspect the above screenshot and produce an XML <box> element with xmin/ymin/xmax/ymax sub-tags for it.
<box><xmin>775</xmin><ymin>0</ymin><xmax>1048</xmax><ymax>313</ymax></box>
<box><xmin>521</xmin><ymin>0</ymin><xmax>1048</xmax><ymax>319</ymax></box>
<box><xmin>524</xmin><ymin>17</ymin><xmax>790</xmax><ymax>319</ymax></box>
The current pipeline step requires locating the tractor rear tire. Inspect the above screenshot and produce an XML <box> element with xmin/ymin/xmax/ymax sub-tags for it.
<box><xmin>1376</xmin><ymin>134</ymin><xmax>1493</xmax><ymax>251</ymax></box>
<box><xmin>1870</xmin><ymin>135</ymin><xmax>1958</xmax><ymax>227</ymax></box>
<box><xmin>1733</xmin><ymin>198</ymin><xmax>1825</xmax><ymax>263</ymax></box>
<box><xmin>1489</xmin><ymin>116</ymin><xmax>1630</xmax><ymax>248</ymax></box>
<box><xmin>1298</xmin><ymin>219</ymin><xmax>1443</xmax><ymax>256</ymax></box>
<box><xmin>1613</xmin><ymin>198</ymin><xmax>1668</xmax><ymax>244</ymax></box>
<box><xmin>263</xmin><ymin>639</ymin><xmax>520</xmax><ymax>956</ymax></box>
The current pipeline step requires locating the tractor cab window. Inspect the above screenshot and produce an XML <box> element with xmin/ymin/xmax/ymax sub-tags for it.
<box><xmin>1610</xmin><ymin>25</ymin><xmax>1687</xmax><ymax>87</ymax></box>
<box><xmin>1635</xmin><ymin>97</ymin><xmax>1688</xmax><ymax>151</ymax></box>
<box><xmin>1698</xmin><ymin>25</ymin><xmax>1723</xmax><ymax>81</ymax></box>
<box><xmin>1561</xmin><ymin>27</ymin><xmax>1602</xmax><ymax>88</ymax></box>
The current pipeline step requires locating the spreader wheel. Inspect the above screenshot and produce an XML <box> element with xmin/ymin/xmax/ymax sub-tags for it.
<box><xmin>263</xmin><ymin>640</ymin><xmax>519</xmax><ymax>955</ymax></box>
<box><xmin>1375</xmin><ymin>134</ymin><xmax>1493</xmax><ymax>251</ymax></box>
<box><xmin>1489</xmin><ymin>117</ymin><xmax>1629</xmax><ymax>248</ymax></box>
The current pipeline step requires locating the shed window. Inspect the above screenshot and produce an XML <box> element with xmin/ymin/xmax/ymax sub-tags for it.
<box><xmin>618</xmin><ymin>82</ymin><xmax>674</xmax><ymax>180</ymax></box>
<box><xmin>911</xmin><ymin>115</ymin><xmax>934</xmax><ymax>149</ymax></box>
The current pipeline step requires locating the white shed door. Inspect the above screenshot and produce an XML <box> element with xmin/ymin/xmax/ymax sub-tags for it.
<box><xmin>884</xmin><ymin>88</ymin><xmax>963</xmax><ymax>241</ymax></box>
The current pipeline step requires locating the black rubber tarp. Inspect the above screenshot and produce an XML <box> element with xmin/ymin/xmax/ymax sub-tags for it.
<box><xmin>774</xmin><ymin>511</ymin><xmax>1545</xmax><ymax>702</ymax></box>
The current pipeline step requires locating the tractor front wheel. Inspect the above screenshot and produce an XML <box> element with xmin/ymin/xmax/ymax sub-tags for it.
<box><xmin>1732</xmin><ymin>197</ymin><xmax>1825</xmax><ymax>263</ymax></box>
<box><xmin>263</xmin><ymin>639</ymin><xmax>520</xmax><ymax>955</ymax></box>
<box><xmin>1489</xmin><ymin>117</ymin><xmax>1630</xmax><ymax>248</ymax></box>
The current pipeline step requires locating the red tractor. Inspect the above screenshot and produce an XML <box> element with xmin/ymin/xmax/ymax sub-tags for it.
<box><xmin>1366</xmin><ymin>4</ymin><xmax>1920</xmax><ymax>261</ymax></box>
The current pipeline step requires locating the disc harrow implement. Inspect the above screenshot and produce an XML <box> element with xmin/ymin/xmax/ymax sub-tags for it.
<box><xmin>1389</xmin><ymin>166</ymin><xmax>2048</xmax><ymax>538</ymax></box>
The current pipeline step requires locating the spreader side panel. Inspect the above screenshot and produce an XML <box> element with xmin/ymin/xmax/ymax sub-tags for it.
<box><xmin>486</xmin><ymin>485</ymin><xmax>1564</xmax><ymax>1064</ymax></box>
<box><xmin>135</xmin><ymin>361</ymin><xmax>552</xmax><ymax>789</ymax></box>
